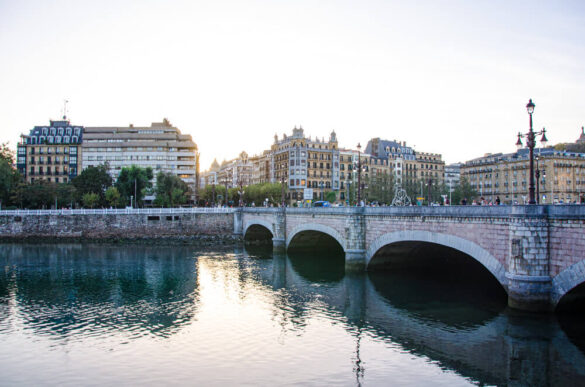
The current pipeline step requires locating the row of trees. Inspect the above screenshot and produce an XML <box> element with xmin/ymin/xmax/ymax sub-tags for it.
<box><xmin>198</xmin><ymin>182</ymin><xmax>284</xmax><ymax>207</ymax></box>
<box><xmin>341</xmin><ymin>173</ymin><xmax>478</xmax><ymax>206</ymax></box>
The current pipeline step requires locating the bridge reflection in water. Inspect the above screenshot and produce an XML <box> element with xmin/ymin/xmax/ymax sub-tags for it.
<box><xmin>0</xmin><ymin>244</ymin><xmax>584</xmax><ymax>385</ymax></box>
<box><xmin>250</xmin><ymin>246</ymin><xmax>585</xmax><ymax>386</ymax></box>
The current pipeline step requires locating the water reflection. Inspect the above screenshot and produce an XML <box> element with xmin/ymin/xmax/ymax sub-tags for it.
<box><xmin>0</xmin><ymin>244</ymin><xmax>199</xmax><ymax>341</ymax></box>
<box><xmin>0</xmin><ymin>244</ymin><xmax>584</xmax><ymax>386</ymax></box>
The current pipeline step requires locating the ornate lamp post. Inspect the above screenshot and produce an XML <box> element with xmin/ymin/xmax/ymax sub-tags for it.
<box><xmin>212</xmin><ymin>183</ymin><xmax>216</xmax><ymax>207</ymax></box>
<box><xmin>535</xmin><ymin>156</ymin><xmax>541</xmax><ymax>204</ymax></box>
<box><xmin>281</xmin><ymin>175</ymin><xmax>285</xmax><ymax>207</ymax></box>
<box><xmin>516</xmin><ymin>99</ymin><xmax>548</xmax><ymax>204</ymax></box>
<box><xmin>357</xmin><ymin>142</ymin><xmax>362</xmax><ymax>206</ymax></box>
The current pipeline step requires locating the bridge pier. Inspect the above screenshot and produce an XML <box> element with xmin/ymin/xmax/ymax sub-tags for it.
<box><xmin>506</xmin><ymin>207</ymin><xmax>553</xmax><ymax>312</ymax></box>
<box><xmin>272</xmin><ymin>237</ymin><xmax>286</xmax><ymax>253</ymax></box>
<box><xmin>345</xmin><ymin>208</ymin><xmax>366</xmax><ymax>272</ymax></box>
<box><xmin>273</xmin><ymin>209</ymin><xmax>287</xmax><ymax>253</ymax></box>
<box><xmin>345</xmin><ymin>249</ymin><xmax>366</xmax><ymax>271</ymax></box>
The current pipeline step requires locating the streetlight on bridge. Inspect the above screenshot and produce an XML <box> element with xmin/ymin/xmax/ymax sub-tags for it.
<box><xmin>516</xmin><ymin>99</ymin><xmax>548</xmax><ymax>204</ymax></box>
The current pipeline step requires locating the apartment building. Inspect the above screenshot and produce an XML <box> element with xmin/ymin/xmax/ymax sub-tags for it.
<box><xmin>81</xmin><ymin>119</ymin><xmax>199</xmax><ymax>190</ymax></box>
<box><xmin>16</xmin><ymin>119</ymin><xmax>83</xmax><ymax>183</ymax></box>
<box><xmin>271</xmin><ymin>127</ymin><xmax>340</xmax><ymax>202</ymax></box>
<box><xmin>462</xmin><ymin>148</ymin><xmax>585</xmax><ymax>204</ymax></box>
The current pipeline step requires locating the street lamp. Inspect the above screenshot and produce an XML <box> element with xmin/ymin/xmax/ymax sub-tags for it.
<box><xmin>320</xmin><ymin>181</ymin><xmax>324</xmax><ymax>201</ymax></box>
<box><xmin>357</xmin><ymin>142</ymin><xmax>362</xmax><ymax>206</ymax></box>
<box><xmin>535</xmin><ymin>156</ymin><xmax>541</xmax><ymax>204</ymax></box>
<box><xmin>516</xmin><ymin>99</ymin><xmax>548</xmax><ymax>204</ymax></box>
<box><xmin>281</xmin><ymin>175</ymin><xmax>285</xmax><ymax>207</ymax></box>
<box><xmin>212</xmin><ymin>183</ymin><xmax>216</xmax><ymax>207</ymax></box>
<box><xmin>427</xmin><ymin>178</ymin><xmax>432</xmax><ymax>206</ymax></box>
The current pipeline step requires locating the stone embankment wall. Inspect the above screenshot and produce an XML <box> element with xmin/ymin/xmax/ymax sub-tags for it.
<box><xmin>0</xmin><ymin>212</ymin><xmax>238</xmax><ymax>243</ymax></box>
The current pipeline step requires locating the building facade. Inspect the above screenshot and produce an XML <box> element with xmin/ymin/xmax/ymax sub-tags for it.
<box><xmin>444</xmin><ymin>163</ymin><xmax>461</xmax><ymax>193</ymax></box>
<box><xmin>17</xmin><ymin>119</ymin><xmax>83</xmax><ymax>184</ymax></box>
<box><xmin>81</xmin><ymin>119</ymin><xmax>199</xmax><ymax>192</ymax></box>
<box><xmin>462</xmin><ymin>148</ymin><xmax>585</xmax><ymax>204</ymax></box>
<box><xmin>270</xmin><ymin>127</ymin><xmax>340</xmax><ymax>202</ymax></box>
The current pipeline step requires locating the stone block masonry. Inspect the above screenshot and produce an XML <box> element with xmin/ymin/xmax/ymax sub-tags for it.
<box><xmin>0</xmin><ymin>209</ymin><xmax>237</xmax><ymax>242</ymax></box>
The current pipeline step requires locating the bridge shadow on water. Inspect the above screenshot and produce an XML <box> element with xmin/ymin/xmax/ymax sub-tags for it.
<box><xmin>368</xmin><ymin>241</ymin><xmax>508</xmax><ymax>326</ymax></box>
<box><xmin>556</xmin><ymin>283</ymin><xmax>585</xmax><ymax>358</ymax></box>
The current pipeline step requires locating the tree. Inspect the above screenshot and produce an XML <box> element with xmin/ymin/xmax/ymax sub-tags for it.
<box><xmin>325</xmin><ymin>191</ymin><xmax>337</xmax><ymax>203</ymax></box>
<box><xmin>72</xmin><ymin>164</ymin><xmax>113</xmax><ymax>205</ymax></box>
<box><xmin>116</xmin><ymin>165</ymin><xmax>153</xmax><ymax>207</ymax></box>
<box><xmin>82</xmin><ymin>192</ymin><xmax>100</xmax><ymax>208</ymax></box>
<box><xmin>0</xmin><ymin>142</ymin><xmax>14</xmax><ymax>164</ymax></box>
<box><xmin>364</xmin><ymin>172</ymin><xmax>394</xmax><ymax>204</ymax></box>
<box><xmin>153</xmin><ymin>171</ymin><xmax>189</xmax><ymax>207</ymax></box>
<box><xmin>105</xmin><ymin>186</ymin><xmax>123</xmax><ymax>208</ymax></box>
<box><xmin>451</xmin><ymin>177</ymin><xmax>478</xmax><ymax>205</ymax></box>
<box><xmin>0</xmin><ymin>158</ymin><xmax>22</xmax><ymax>209</ymax></box>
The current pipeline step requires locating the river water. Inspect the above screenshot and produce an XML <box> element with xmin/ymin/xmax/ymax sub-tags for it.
<box><xmin>0</xmin><ymin>244</ymin><xmax>584</xmax><ymax>386</ymax></box>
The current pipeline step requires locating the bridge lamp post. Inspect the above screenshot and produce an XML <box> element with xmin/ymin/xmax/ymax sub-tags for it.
<box><xmin>357</xmin><ymin>142</ymin><xmax>362</xmax><ymax>206</ymax></box>
<box><xmin>516</xmin><ymin>99</ymin><xmax>548</xmax><ymax>204</ymax></box>
<box><xmin>535</xmin><ymin>156</ymin><xmax>541</xmax><ymax>204</ymax></box>
<box><xmin>212</xmin><ymin>183</ymin><xmax>216</xmax><ymax>207</ymax></box>
<box><xmin>320</xmin><ymin>181</ymin><xmax>324</xmax><ymax>201</ymax></box>
<box><xmin>281</xmin><ymin>175</ymin><xmax>285</xmax><ymax>207</ymax></box>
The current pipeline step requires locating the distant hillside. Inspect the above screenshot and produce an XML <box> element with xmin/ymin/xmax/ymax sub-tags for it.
<box><xmin>554</xmin><ymin>142</ymin><xmax>585</xmax><ymax>153</ymax></box>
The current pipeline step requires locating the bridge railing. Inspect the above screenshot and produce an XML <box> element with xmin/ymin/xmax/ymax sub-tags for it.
<box><xmin>0</xmin><ymin>208</ymin><xmax>236</xmax><ymax>216</ymax></box>
<box><xmin>241</xmin><ymin>204</ymin><xmax>585</xmax><ymax>219</ymax></box>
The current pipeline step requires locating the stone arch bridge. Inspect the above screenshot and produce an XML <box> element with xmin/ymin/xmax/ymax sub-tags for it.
<box><xmin>237</xmin><ymin>206</ymin><xmax>585</xmax><ymax>312</ymax></box>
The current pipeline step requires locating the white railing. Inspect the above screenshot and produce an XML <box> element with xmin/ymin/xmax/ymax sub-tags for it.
<box><xmin>0</xmin><ymin>207</ymin><xmax>236</xmax><ymax>216</ymax></box>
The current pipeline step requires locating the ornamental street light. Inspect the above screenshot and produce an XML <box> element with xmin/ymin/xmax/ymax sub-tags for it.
<box><xmin>516</xmin><ymin>99</ymin><xmax>548</xmax><ymax>205</ymax></box>
<box><xmin>357</xmin><ymin>142</ymin><xmax>362</xmax><ymax>206</ymax></box>
<box><xmin>536</xmin><ymin>156</ymin><xmax>542</xmax><ymax>204</ymax></box>
<box><xmin>281</xmin><ymin>175</ymin><xmax>285</xmax><ymax>207</ymax></box>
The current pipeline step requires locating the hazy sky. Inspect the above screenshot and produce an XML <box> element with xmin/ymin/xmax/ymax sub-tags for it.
<box><xmin>1</xmin><ymin>0</ymin><xmax>584</xmax><ymax>169</ymax></box>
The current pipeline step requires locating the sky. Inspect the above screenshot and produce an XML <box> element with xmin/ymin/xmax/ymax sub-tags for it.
<box><xmin>1</xmin><ymin>0</ymin><xmax>584</xmax><ymax>170</ymax></box>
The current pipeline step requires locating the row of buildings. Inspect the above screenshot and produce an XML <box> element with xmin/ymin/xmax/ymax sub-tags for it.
<box><xmin>14</xmin><ymin>115</ymin><xmax>585</xmax><ymax>205</ymax></box>
<box><xmin>202</xmin><ymin>126</ymin><xmax>585</xmax><ymax>205</ymax></box>
<box><xmin>201</xmin><ymin>126</ymin><xmax>445</xmax><ymax>203</ymax></box>
<box><xmin>461</xmin><ymin>147</ymin><xmax>585</xmax><ymax>205</ymax></box>
<box><xmin>16</xmin><ymin>117</ymin><xmax>199</xmax><ymax>192</ymax></box>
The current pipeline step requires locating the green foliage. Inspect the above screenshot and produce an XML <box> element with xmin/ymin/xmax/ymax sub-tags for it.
<box><xmin>450</xmin><ymin>177</ymin><xmax>478</xmax><ymax>205</ymax></box>
<box><xmin>10</xmin><ymin>181</ymin><xmax>76</xmax><ymax>209</ymax></box>
<box><xmin>364</xmin><ymin>173</ymin><xmax>394</xmax><ymax>204</ymax></box>
<box><xmin>244</xmin><ymin>182</ymin><xmax>285</xmax><ymax>206</ymax></box>
<box><xmin>0</xmin><ymin>158</ymin><xmax>22</xmax><ymax>208</ymax></box>
<box><xmin>554</xmin><ymin>142</ymin><xmax>585</xmax><ymax>153</ymax></box>
<box><xmin>153</xmin><ymin>171</ymin><xmax>189</xmax><ymax>207</ymax></box>
<box><xmin>325</xmin><ymin>191</ymin><xmax>337</xmax><ymax>203</ymax></box>
<box><xmin>105</xmin><ymin>186</ymin><xmax>123</xmax><ymax>208</ymax></box>
<box><xmin>72</xmin><ymin>164</ymin><xmax>113</xmax><ymax>205</ymax></box>
<box><xmin>82</xmin><ymin>192</ymin><xmax>100</xmax><ymax>208</ymax></box>
<box><xmin>115</xmin><ymin>165</ymin><xmax>153</xmax><ymax>207</ymax></box>
<box><xmin>0</xmin><ymin>143</ymin><xmax>15</xmax><ymax>164</ymax></box>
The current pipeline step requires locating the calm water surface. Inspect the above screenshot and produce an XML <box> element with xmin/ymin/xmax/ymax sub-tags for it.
<box><xmin>1</xmin><ymin>244</ymin><xmax>584</xmax><ymax>386</ymax></box>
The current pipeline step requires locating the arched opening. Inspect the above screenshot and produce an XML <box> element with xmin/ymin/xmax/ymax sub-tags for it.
<box><xmin>287</xmin><ymin>230</ymin><xmax>345</xmax><ymax>283</ymax></box>
<box><xmin>368</xmin><ymin>241</ymin><xmax>507</xmax><ymax>320</ymax></box>
<box><xmin>244</xmin><ymin>224</ymin><xmax>273</xmax><ymax>246</ymax></box>
<box><xmin>557</xmin><ymin>283</ymin><xmax>585</xmax><ymax>356</ymax></box>
<box><xmin>557</xmin><ymin>282</ymin><xmax>585</xmax><ymax>313</ymax></box>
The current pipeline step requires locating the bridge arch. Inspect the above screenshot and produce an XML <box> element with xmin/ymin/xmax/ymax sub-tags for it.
<box><xmin>552</xmin><ymin>259</ymin><xmax>585</xmax><ymax>307</ymax></box>
<box><xmin>243</xmin><ymin>220</ymin><xmax>274</xmax><ymax>238</ymax></box>
<box><xmin>366</xmin><ymin>230</ymin><xmax>507</xmax><ymax>289</ymax></box>
<box><xmin>286</xmin><ymin>223</ymin><xmax>346</xmax><ymax>251</ymax></box>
